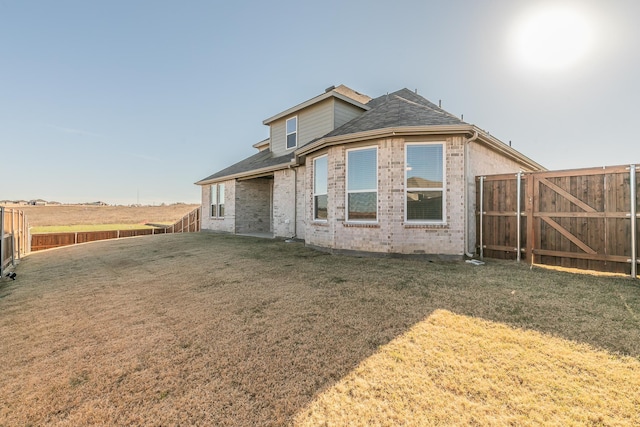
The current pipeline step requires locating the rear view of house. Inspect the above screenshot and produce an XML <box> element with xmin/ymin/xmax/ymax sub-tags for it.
<box><xmin>196</xmin><ymin>85</ymin><xmax>544</xmax><ymax>257</ymax></box>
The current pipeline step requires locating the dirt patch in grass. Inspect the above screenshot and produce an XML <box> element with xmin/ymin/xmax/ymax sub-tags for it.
<box><xmin>0</xmin><ymin>233</ymin><xmax>639</xmax><ymax>425</ymax></box>
<box><xmin>12</xmin><ymin>204</ymin><xmax>199</xmax><ymax>227</ymax></box>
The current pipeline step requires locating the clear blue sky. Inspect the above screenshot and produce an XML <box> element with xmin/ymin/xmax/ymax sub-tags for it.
<box><xmin>2</xmin><ymin>0</ymin><xmax>639</xmax><ymax>205</ymax></box>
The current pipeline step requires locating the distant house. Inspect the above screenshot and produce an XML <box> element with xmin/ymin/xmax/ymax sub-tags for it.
<box><xmin>196</xmin><ymin>85</ymin><xmax>544</xmax><ymax>257</ymax></box>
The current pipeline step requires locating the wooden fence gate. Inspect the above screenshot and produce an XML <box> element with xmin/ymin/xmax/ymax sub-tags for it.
<box><xmin>477</xmin><ymin>165</ymin><xmax>639</xmax><ymax>278</ymax></box>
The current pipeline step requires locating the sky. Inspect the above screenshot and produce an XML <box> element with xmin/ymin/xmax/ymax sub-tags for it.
<box><xmin>1</xmin><ymin>0</ymin><xmax>639</xmax><ymax>205</ymax></box>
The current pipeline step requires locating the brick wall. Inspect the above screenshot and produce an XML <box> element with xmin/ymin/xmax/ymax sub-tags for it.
<box><xmin>235</xmin><ymin>178</ymin><xmax>272</xmax><ymax>233</ymax></box>
<box><xmin>273</xmin><ymin>169</ymin><xmax>296</xmax><ymax>238</ymax></box>
<box><xmin>200</xmin><ymin>180</ymin><xmax>235</xmax><ymax>233</ymax></box>
<box><xmin>304</xmin><ymin>136</ymin><xmax>467</xmax><ymax>255</ymax></box>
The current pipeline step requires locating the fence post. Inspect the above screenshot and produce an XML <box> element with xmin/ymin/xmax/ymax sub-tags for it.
<box><xmin>630</xmin><ymin>164</ymin><xmax>637</xmax><ymax>279</ymax></box>
<box><xmin>10</xmin><ymin>209</ymin><xmax>15</xmax><ymax>266</ymax></box>
<box><xmin>516</xmin><ymin>172</ymin><xmax>522</xmax><ymax>262</ymax></box>
<box><xmin>525</xmin><ymin>173</ymin><xmax>535</xmax><ymax>265</ymax></box>
<box><xmin>0</xmin><ymin>207</ymin><xmax>4</xmax><ymax>278</ymax></box>
<box><xmin>479</xmin><ymin>176</ymin><xmax>485</xmax><ymax>260</ymax></box>
<box><xmin>17</xmin><ymin>211</ymin><xmax>22</xmax><ymax>260</ymax></box>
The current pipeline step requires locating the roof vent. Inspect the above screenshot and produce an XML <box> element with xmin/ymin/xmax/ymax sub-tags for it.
<box><xmin>325</xmin><ymin>85</ymin><xmax>336</xmax><ymax>93</ymax></box>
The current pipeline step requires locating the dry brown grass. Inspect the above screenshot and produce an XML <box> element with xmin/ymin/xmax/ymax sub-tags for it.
<box><xmin>9</xmin><ymin>204</ymin><xmax>199</xmax><ymax>227</ymax></box>
<box><xmin>296</xmin><ymin>310</ymin><xmax>640</xmax><ymax>426</ymax></box>
<box><xmin>0</xmin><ymin>233</ymin><xmax>639</xmax><ymax>425</ymax></box>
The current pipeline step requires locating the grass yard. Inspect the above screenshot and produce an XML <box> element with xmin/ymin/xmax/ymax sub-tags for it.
<box><xmin>0</xmin><ymin>233</ymin><xmax>639</xmax><ymax>425</ymax></box>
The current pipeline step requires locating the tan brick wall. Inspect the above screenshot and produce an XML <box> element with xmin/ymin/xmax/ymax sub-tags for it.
<box><xmin>295</xmin><ymin>165</ymin><xmax>306</xmax><ymax>240</ymax></box>
<box><xmin>273</xmin><ymin>169</ymin><xmax>296</xmax><ymax>238</ymax></box>
<box><xmin>304</xmin><ymin>136</ymin><xmax>467</xmax><ymax>255</ymax></box>
<box><xmin>235</xmin><ymin>178</ymin><xmax>272</xmax><ymax>233</ymax></box>
<box><xmin>200</xmin><ymin>180</ymin><xmax>235</xmax><ymax>233</ymax></box>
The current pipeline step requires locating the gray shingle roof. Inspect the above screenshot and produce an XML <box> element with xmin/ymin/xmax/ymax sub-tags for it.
<box><xmin>198</xmin><ymin>88</ymin><xmax>468</xmax><ymax>183</ymax></box>
<box><xmin>197</xmin><ymin>150</ymin><xmax>294</xmax><ymax>183</ymax></box>
<box><xmin>318</xmin><ymin>88</ymin><xmax>466</xmax><ymax>140</ymax></box>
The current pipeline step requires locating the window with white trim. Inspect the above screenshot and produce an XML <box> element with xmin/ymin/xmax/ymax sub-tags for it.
<box><xmin>210</xmin><ymin>183</ymin><xmax>225</xmax><ymax>218</ymax></box>
<box><xmin>405</xmin><ymin>143</ymin><xmax>445</xmax><ymax>222</ymax></box>
<box><xmin>313</xmin><ymin>155</ymin><xmax>328</xmax><ymax>220</ymax></box>
<box><xmin>286</xmin><ymin>116</ymin><xmax>297</xmax><ymax>149</ymax></box>
<box><xmin>346</xmin><ymin>147</ymin><xmax>377</xmax><ymax>221</ymax></box>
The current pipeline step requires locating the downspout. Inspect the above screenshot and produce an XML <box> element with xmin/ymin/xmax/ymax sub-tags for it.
<box><xmin>289</xmin><ymin>164</ymin><xmax>297</xmax><ymax>239</ymax></box>
<box><xmin>464</xmin><ymin>130</ymin><xmax>479</xmax><ymax>257</ymax></box>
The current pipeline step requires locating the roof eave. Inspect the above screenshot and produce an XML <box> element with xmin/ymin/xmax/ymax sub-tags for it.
<box><xmin>295</xmin><ymin>125</ymin><xmax>477</xmax><ymax>156</ymax></box>
<box><xmin>194</xmin><ymin>159</ymin><xmax>296</xmax><ymax>186</ymax></box>
<box><xmin>294</xmin><ymin>124</ymin><xmax>545</xmax><ymax>172</ymax></box>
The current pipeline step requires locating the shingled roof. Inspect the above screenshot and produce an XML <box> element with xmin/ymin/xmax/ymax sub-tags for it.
<box><xmin>198</xmin><ymin>87</ymin><xmax>472</xmax><ymax>184</ymax></box>
<box><xmin>196</xmin><ymin>150</ymin><xmax>294</xmax><ymax>183</ymax></box>
<box><xmin>318</xmin><ymin>88</ymin><xmax>465</xmax><ymax>141</ymax></box>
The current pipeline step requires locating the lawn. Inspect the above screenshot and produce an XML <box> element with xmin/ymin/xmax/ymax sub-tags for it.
<box><xmin>0</xmin><ymin>233</ymin><xmax>639</xmax><ymax>425</ymax></box>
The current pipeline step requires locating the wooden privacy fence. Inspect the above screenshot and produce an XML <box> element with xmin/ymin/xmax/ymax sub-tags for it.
<box><xmin>31</xmin><ymin>208</ymin><xmax>201</xmax><ymax>252</ymax></box>
<box><xmin>1</xmin><ymin>207</ymin><xmax>30</xmax><ymax>277</ymax></box>
<box><xmin>477</xmin><ymin>164</ymin><xmax>639</xmax><ymax>278</ymax></box>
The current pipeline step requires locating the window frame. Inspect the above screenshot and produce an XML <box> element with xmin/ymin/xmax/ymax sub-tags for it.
<box><xmin>210</xmin><ymin>184</ymin><xmax>217</xmax><ymax>218</ymax></box>
<box><xmin>285</xmin><ymin>116</ymin><xmax>298</xmax><ymax>150</ymax></box>
<box><xmin>313</xmin><ymin>154</ymin><xmax>328</xmax><ymax>222</ymax></box>
<box><xmin>345</xmin><ymin>146</ymin><xmax>378</xmax><ymax>223</ymax></box>
<box><xmin>210</xmin><ymin>183</ymin><xmax>225</xmax><ymax>219</ymax></box>
<box><xmin>404</xmin><ymin>142</ymin><xmax>446</xmax><ymax>224</ymax></box>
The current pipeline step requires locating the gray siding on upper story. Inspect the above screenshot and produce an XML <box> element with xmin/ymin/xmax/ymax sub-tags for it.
<box><xmin>334</xmin><ymin>99</ymin><xmax>365</xmax><ymax>128</ymax></box>
<box><xmin>299</xmin><ymin>99</ymin><xmax>333</xmax><ymax>148</ymax></box>
<box><xmin>270</xmin><ymin>98</ymin><xmax>334</xmax><ymax>157</ymax></box>
<box><xmin>270</xmin><ymin>98</ymin><xmax>366</xmax><ymax>157</ymax></box>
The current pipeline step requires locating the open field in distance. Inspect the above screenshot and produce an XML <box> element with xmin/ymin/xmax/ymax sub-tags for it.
<box><xmin>0</xmin><ymin>233</ymin><xmax>638</xmax><ymax>425</ymax></box>
<box><xmin>2</xmin><ymin>204</ymin><xmax>199</xmax><ymax>230</ymax></box>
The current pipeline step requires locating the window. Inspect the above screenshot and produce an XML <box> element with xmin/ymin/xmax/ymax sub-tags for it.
<box><xmin>313</xmin><ymin>155</ymin><xmax>328</xmax><ymax>220</ymax></box>
<box><xmin>286</xmin><ymin>116</ymin><xmax>297</xmax><ymax>149</ymax></box>
<box><xmin>218</xmin><ymin>183</ymin><xmax>225</xmax><ymax>217</ymax></box>
<box><xmin>210</xmin><ymin>183</ymin><xmax>225</xmax><ymax>218</ymax></box>
<box><xmin>346</xmin><ymin>147</ymin><xmax>377</xmax><ymax>221</ymax></box>
<box><xmin>405</xmin><ymin>143</ymin><xmax>445</xmax><ymax>222</ymax></box>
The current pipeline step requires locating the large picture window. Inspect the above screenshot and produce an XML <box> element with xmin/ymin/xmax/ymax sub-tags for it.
<box><xmin>347</xmin><ymin>147</ymin><xmax>377</xmax><ymax>221</ymax></box>
<box><xmin>313</xmin><ymin>155</ymin><xmax>328</xmax><ymax>220</ymax></box>
<box><xmin>286</xmin><ymin>116</ymin><xmax>297</xmax><ymax>149</ymax></box>
<box><xmin>405</xmin><ymin>143</ymin><xmax>445</xmax><ymax>222</ymax></box>
<box><xmin>210</xmin><ymin>183</ymin><xmax>225</xmax><ymax>218</ymax></box>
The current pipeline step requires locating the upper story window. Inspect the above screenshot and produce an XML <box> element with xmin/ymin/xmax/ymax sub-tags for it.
<box><xmin>346</xmin><ymin>147</ymin><xmax>377</xmax><ymax>222</ymax></box>
<box><xmin>405</xmin><ymin>143</ymin><xmax>445</xmax><ymax>223</ymax></box>
<box><xmin>286</xmin><ymin>116</ymin><xmax>297</xmax><ymax>149</ymax></box>
<box><xmin>313</xmin><ymin>155</ymin><xmax>328</xmax><ymax>221</ymax></box>
<box><xmin>211</xmin><ymin>183</ymin><xmax>225</xmax><ymax>218</ymax></box>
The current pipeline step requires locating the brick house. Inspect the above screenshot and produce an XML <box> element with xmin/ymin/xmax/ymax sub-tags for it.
<box><xmin>196</xmin><ymin>85</ymin><xmax>544</xmax><ymax>257</ymax></box>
